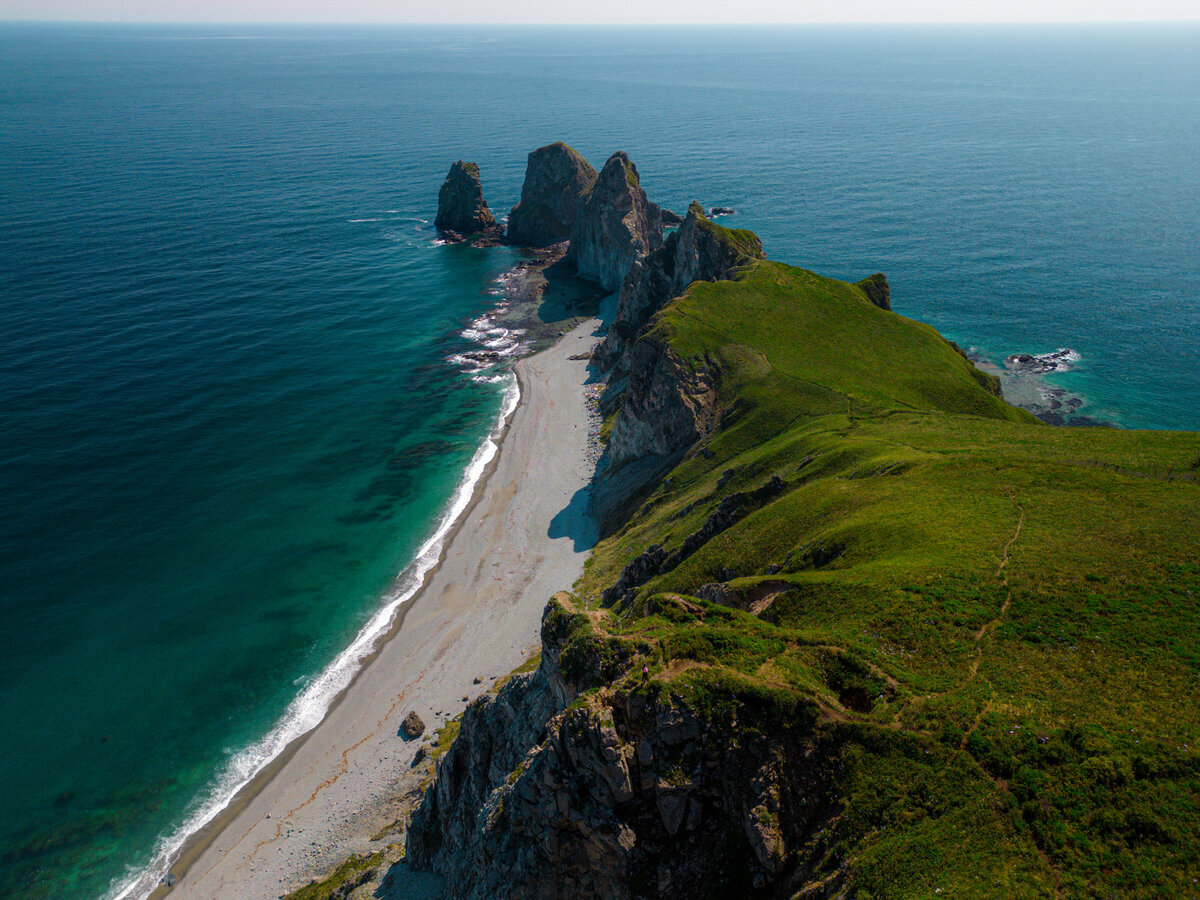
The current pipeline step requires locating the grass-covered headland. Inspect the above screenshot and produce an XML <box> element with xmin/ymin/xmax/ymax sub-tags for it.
<box><xmin>403</xmin><ymin>255</ymin><xmax>1200</xmax><ymax>899</ymax></box>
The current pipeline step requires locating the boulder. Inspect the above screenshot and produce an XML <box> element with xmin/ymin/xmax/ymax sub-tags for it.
<box><xmin>400</xmin><ymin>710</ymin><xmax>426</xmax><ymax>739</ymax></box>
<box><xmin>566</xmin><ymin>151</ymin><xmax>663</xmax><ymax>291</ymax></box>
<box><xmin>435</xmin><ymin>160</ymin><xmax>500</xmax><ymax>241</ymax></box>
<box><xmin>506</xmin><ymin>142</ymin><xmax>598</xmax><ymax>247</ymax></box>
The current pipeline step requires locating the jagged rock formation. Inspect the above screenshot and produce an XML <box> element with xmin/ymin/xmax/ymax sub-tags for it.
<box><xmin>594</xmin><ymin>202</ymin><xmax>765</xmax><ymax>375</ymax></box>
<box><xmin>855</xmin><ymin>273</ymin><xmax>891</xmax><ymax>311</ymax></box>
<box><xmin>506</xmin><ymin>142</ymin><xmax>598</xmax><ymax>248</ymax></box>
<box><xmin>566</xmin><ymin>152</ymin><xmax>663</xmax><ymax>291</ymax></box>
<box><xmin>435</xmin><ymin>160</ymin><xmax>502</xmax><ymax>242</ymax></box>
<box><xmin>406</xmin><ymin>598</ymin><xmax>841</xmax><ymax>900</ymax></box>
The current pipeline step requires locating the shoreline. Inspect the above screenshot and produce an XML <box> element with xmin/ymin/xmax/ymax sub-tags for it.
<box><xmin>123</xmin><ymin>375</ymin><xmax>522</xmax><ymax>900</ymax></box>
<box><xmin>141</xmin><ymin>309</ymin><xmax>606</xmax><ymax>900</ymax></box>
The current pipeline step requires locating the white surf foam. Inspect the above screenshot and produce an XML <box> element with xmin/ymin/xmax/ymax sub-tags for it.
<box><xmin>107</xmin><ymin>373</ymin><xmax>521</xmax><ymax>900</ymax></box>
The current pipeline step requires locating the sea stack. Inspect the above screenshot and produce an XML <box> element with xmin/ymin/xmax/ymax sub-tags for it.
<box><xmin>506</xmin><ymin>142</ymin><xmax>598</xmax><ymax>248</ymax></box>
<box><xmin>435</xmin><ymin>160</ymin><xmax>502</xmax><ymax>243</ymax></box>
<box><xmin>566</xmin><ymin>151</ymin><xmax>663</xmax><ymax>292</ymax></box>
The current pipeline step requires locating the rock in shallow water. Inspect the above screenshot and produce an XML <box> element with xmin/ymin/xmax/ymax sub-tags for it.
<box><xmin>435</xmin><ymin>160</ymin><xmax>501</xmax><ymax>241</ymax></box>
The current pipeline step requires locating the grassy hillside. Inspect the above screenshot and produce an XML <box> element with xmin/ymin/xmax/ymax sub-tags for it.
<box><xmin>571</xmin><ymin>260</ymin><xmax>1200</xmax><ymax>897</ymax></box>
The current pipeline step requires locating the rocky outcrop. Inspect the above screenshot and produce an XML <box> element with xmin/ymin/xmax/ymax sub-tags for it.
<box><xmin>855</xmin><ymin>273</ymin><xmax>891</xmax><ymax>311</ymax></box>
<box><xmin>406</xmin><ymin>599</ymin><xmax>844</xmax><ymax>900</ymax></box>
<box><xmin>566</xmin><ymin>152</ymin><xmax>663</xmax><ymax>291</ymax></box>
<box><xmin>601</xmin><ymin>475</ymin><xmax>785</xmax><ymax>607</ymax></box>
<box><xmin>435</xmin><ymin>160</ymin><xmax>502</xmax><ymax>242</ymax></box>
<box><xmin>506</xmin><ymin>142</ymin><xmax>598</xmax><ymax>248</ymax></box>
<box><xmin>593</xmin><ymin>202</ymin><xmax>765</xmax><ymax>375</ymax></box>
<box><xmin>406</xmin><ymin>599</ymin><xmax>629</xmax><ymax>886</ymax></box>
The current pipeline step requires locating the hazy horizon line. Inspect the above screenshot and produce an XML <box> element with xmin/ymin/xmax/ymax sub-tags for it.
<box><xmin>4</xmin><ymin>17</ymin><xmax>1199</xmax><ymax>25</ymax></box>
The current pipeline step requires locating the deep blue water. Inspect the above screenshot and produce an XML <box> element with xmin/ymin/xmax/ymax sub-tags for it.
<box><xmin>0</xmin><ymin>22</ymin><xmax>1196</xmax><ymax>899</ymax></box>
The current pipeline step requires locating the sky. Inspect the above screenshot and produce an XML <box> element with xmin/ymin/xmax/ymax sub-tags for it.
<box><xmin>1</xmin><ymin>0</ymin><xmax>1198</xmax><ymax>24</ymax></box>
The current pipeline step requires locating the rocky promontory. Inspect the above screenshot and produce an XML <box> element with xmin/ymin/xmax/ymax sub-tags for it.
<box><xmin>506</xmin><ymin>142</ymin><xmax>598</xmax><ymax>248</ymax></box>
<box><xmin>566</xmin><ymin>152</ymin><xmax>663</xmax><ymax>291</ymax></box>
<box><xmin>435</xmin><ymin>160</ymin><xmax>503</xmax><ymax>244</ymax></box>
<box><xmin>594</xmin><ymin>201</ymin><xmax>765</xmax><ymax>375</ymax></box>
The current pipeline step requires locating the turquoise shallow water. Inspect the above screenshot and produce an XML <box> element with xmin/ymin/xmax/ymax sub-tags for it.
<box><xmin>0</xmin><ymin>22</ymin><xmax>1196</xmax><ymax>899</ymax></box>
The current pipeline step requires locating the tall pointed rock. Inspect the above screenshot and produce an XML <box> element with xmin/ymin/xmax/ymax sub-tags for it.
<box><xmin>506</xmin><ymin>142</ymin><xmax>597</xmax><ymax>248</ymax></box>
<box><xmin>566</xmin><ymin>152</ymin><xmax>663</xmax><ymax>291</ymax></box>
<box><xmin>435</xmin><ymin>160</ymin><xmax>499</xmax><ymax>241</ymax></box>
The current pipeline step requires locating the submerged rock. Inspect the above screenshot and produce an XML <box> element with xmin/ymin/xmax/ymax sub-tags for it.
<box><xmin>566</xmin><ymin>151</ymin><xmax>663</xmax><ymax>291</ymax></box>
<box><xmin>435</xmin><ymin>160</ymin><xmax>502</xmax><ymax>242</ymax></box>
<box><xmin>506</xmin><ymin>142</ymin><xmax>598</xmax><ymax>248</ymax></box>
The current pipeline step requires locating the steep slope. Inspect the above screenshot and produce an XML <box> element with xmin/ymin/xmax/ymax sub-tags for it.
<box><xmin>406</xmin><ymin>259</ymin><xmax>1200</xmax><ymax>899</ymax></box>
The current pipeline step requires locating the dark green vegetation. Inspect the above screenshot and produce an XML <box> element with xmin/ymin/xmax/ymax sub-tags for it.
<box><xmin>567</xmin><ymin>261</ymin><xmax>1200</xmax><ymax>896</ymax></box>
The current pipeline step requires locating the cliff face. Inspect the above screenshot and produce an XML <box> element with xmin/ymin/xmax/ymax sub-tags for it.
<box><xmin>406</xmin><ymin>598</ymin><xmax>843</xmax><ymax>900</ymax></box>
<box><xmin>506</xmin><ymin>142</ymin><xmax>598</xmax><ymax>248</ymax></box>
<box><xmin>605</xmin><ymin>337</ymin><xmax>718</xmax><ymax>467</ymax></box>
<box><xmin>435</xmin><ymin>160</ymin><xmax>500</xmax><ymax>241</ymax></box>
<box><xmin>594</xmin><ymin>202</ymin><xmax>765</xmax><ymax>375</ymax></box>
<box><xmin>566</xmin><ymin>152</ymin><xmax>663</xmax><ymax>292</ymax></box>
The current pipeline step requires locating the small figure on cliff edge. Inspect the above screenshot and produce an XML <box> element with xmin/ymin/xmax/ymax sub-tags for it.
<box><xmin>642</xmin><ymin>663</ymin><xmax>649</xmax><ymax>685</ymax></box>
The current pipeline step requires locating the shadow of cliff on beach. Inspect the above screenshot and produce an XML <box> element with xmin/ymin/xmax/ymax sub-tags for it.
<box><xmin>548</xmin><ymin>302</ymin><xmax>683</xmax><ymax>551</ymax></box>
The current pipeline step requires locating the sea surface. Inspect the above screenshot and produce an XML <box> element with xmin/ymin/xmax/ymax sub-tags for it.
<box><xmin>0</xmin><ymin>22</ymin><xmax>1196</xmax><ymax>899</ymax></box>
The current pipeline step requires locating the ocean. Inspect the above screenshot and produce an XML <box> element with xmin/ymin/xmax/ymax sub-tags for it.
<box><xmin>0</xmin><ymin>22</ymin><xmax>1196</xmax><ymax>899</ymax></box>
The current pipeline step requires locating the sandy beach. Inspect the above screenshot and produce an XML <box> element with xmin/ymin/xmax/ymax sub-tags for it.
<box><xmin>160</xmin><ymin>313</ymin><xmax>604</xmax><ymax>899</ymax></box>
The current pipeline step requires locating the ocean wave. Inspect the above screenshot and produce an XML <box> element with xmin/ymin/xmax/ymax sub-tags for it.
<box><xmin>106</xmin><ymin>374</ymin><xmax>521</xmax><ymax>900</ymax></box>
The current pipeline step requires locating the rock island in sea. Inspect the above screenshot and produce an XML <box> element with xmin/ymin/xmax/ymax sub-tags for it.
<box><xmin>159</xmin><ymin>142</ymin><xmax>1200</xmax><ymax>900</ymax></box>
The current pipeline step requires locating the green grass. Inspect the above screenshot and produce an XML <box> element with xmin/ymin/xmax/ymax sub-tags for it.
<box><xmin>567</xmin><ymin>258</ymin><xmax>1200</xmax><ymax>896</ymax></box>
<box><xmin>282</xmin><ymin>850</ymin><xmax>387</xmax><ymax>900</ymax></box>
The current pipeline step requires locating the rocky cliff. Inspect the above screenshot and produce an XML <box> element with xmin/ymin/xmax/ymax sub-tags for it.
<box><xmin>435</xmin><ymin>160</ymin><xmax>502</xmax><ymax>242</ymax></box>
<box><xmin>593</xmin><ymin>201</ymin><xmax>765</xmax><ymax>376</ymax></box>
<box><xmin>506</xmin><ymin>142</ymin><xmax>598</xmax><ymax>248</ymax></box>
<box><xmin>406</xmin><ymin>596</ymin><xmax>848</xmax><ymax>900</ymax></box>
<box><xmin>566</xmin><ymin>152</ymin><xmax>663</xmax><ymax>292</ymax></box>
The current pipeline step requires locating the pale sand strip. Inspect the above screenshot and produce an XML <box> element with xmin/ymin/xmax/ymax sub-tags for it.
<box><xmin>164</xmin><ymin>315</ymin><xmax>604</xmax><ymax>900</ymax></box>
